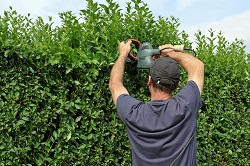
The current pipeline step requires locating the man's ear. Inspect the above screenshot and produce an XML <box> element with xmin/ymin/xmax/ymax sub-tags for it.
<box><xmin>147</xmin><ymin>76</ymin><xmax>152</xmax><ymax>86</ymax></box>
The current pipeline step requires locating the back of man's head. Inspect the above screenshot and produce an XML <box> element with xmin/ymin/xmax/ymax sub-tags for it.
<box><xmin>150</xmin><ymin>57</ymin><xmax>180</xmax><ymax>93</ymax></box>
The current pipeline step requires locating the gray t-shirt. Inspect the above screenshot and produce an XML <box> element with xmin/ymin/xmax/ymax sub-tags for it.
<box><xmin>117</xmin><ymin>81</ymin><xmax>202</xmax><ymax>166</ymax></box>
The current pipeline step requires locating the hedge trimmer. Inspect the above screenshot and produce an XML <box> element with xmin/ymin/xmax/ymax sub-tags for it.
<box><xmin>126</xmin><ymin>39</ymin><xmax>196</xmax><ymax>69</ymax></box>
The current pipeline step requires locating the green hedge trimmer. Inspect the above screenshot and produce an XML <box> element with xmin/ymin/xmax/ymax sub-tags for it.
<box><xmin>126</xmin><ymin>39</ymin><xmax>196</xmax><ymax>69</ymax></box>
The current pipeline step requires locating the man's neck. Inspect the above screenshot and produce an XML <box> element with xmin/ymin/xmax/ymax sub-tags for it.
<box><xmin>150</xmin><ymin>90</ymin><xmax>172</xmax><ymax>101</ymax></box>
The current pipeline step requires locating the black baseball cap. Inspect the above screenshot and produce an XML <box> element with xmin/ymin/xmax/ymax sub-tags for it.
<box><xmin>150</xmin><ymin>57</ymin><xmax>180</xmax><ymax>86</ymax></box>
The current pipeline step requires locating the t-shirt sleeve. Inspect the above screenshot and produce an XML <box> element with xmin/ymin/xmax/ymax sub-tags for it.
<box><xmin>174</xmin><ymin>80</ymin><xmax>202</xmax><ymax>111</ymax></box>
<box><xmin>117</xmin><ymin>94</ymin><xmax>141</xmax><ymax>123</ymax></box>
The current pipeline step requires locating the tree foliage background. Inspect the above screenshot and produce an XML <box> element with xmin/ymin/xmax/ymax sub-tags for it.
<box><xmin>0</xmin><ymin>0</ymin><xmax>249</xmax><ymax>165</ymax></box>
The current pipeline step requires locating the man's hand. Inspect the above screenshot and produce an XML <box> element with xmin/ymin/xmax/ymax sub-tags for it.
<box><xmin>159</xmin><ymin>44</ymin><xmax>175</xmax><ymax>57</ymax></box>
<box><xmin>119</xmin><ymin>40</ymin><xmax>132</xmax><ymax>58</ymax></box>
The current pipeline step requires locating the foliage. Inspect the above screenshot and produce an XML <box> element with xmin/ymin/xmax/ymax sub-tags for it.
<box><xmin>0</xmin><ymin>0</ymin><xmax>249</xmax><ymax>165</ymax></box>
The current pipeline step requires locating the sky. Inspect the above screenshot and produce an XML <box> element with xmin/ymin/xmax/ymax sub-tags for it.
<box><xmin>1</xmin><ymin>0</ymin><xmax>250</xmax><ymax>52</ymax></box>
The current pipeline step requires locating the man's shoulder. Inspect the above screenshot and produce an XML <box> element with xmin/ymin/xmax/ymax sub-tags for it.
<box><xmin>174</xmin><ymin>81</ymin><xmax>201</xmax><ymax>100</ymax></box>
<box><xmin>117</xmin><ymin>94</ymin><xmax>142</xmax><ymax>105</ymax></box>
<box><xmin>181</xmin><ymin>81</ymin><xmax>200</xmax><ymax>93</ymax></box>
<box><xmin>172</xmin><ymin>80</ymin><xmax>202</xmax><ymax>113</ymax></box>
<box><xmin>116</xmin><ymin>94</ymin><xmax>143</xmax><ymax>122</ymax></box>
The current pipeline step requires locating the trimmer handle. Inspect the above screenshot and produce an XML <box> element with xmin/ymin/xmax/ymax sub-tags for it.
<box><xmin>172</xmin><ymin>45</ymin><xmax>185</xmax><ymax>52</ymax></box>
<box><xmin>159</xmin><ymin>44</ymin><xmax>185</xmax><ymax>53</ymax></box>
<box><xmin>127</xmin><ymin>39</ymin><xmax>142</xmax><ymax>60</ymax></box>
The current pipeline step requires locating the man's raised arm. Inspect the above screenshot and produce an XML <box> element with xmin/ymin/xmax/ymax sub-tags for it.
<box><xmin>109</xmin><ymin>40</ymin><xmax>132</xmax><ymax>106</ymax></box>
<box><xmin>159</xmin><ymin>44</ymin><xmax>204</xmax><ymax>95</ymax></box>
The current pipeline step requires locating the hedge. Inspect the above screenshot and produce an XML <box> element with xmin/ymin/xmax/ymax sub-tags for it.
<box><xmin>0</xmin><ymin>0</ymin><xmax>249</xmax><ymax>165</ymax></box>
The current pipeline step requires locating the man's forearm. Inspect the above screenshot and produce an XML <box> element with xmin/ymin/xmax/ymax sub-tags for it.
<box><xmin>109</xmin><ymin>55</ymin><xmax>127</xmax><ymax>86</ymax></box>
<box><xmin>109</xmin><ymin>40</ymin><xmax>131</xmax><ymax>106</ymax></box>
<box><xmin>167</xmin><ymin>52</ymin><xmax>203</xmax><ymax>75</ymax></box>
<box><xmin>167</xmin><ymin>51</ymin><xmax>204</xmax><ymax>94</ymax></box>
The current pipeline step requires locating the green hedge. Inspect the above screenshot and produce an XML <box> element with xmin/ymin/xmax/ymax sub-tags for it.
<box><xmin>0</xmin><ymin>0</ymin><xmax>249</xmax><ymax>165</ymax></box>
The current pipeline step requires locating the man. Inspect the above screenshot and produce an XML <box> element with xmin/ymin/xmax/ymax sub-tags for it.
<box><xmin>109</xmin><ymin>40</ymin><xmax>204</xmax><ymax>166</ymax></box>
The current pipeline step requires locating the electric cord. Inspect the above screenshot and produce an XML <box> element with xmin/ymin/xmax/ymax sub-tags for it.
<box><xmin>183</xmin><ymin>48</ymin><xmax>197</xmax><ymax>57</ymax></box>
